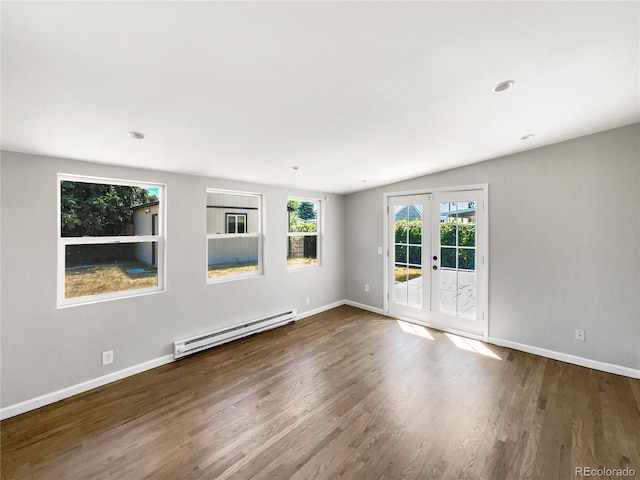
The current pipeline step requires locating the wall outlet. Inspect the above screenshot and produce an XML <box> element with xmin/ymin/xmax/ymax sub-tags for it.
<box><xmin>305</xmin><ymin>297</ymin><xmax>310</xmax><ymax>306</ymax></box>
<box><xmin>102</xmin><ymin>350</ymin><xmax>114</xmax><ymax>366</ymax></box>
<box><xmin>575</xmin><ymin>329</ymin><xmax>585</xmax><ymax>342</ymax></box>
<box><xmin>365</xmin><ymin>284</ymin><xmax>370</xmax><ymax>292</ymax></box>
<box><xmin>377</xmin><ymin>246</ymin><xmax>383</xmax><ymax>255</ymax></box>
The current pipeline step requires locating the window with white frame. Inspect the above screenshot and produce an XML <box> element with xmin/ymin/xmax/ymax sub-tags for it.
<box><xmin>225</xmin><ymin>213</ymin><xmax>247</xmax><ymax>234</ymax></box>
<box><xmin>58</xmin><ymin>175</ymin><xmax>165</xmax><ymax>306</ymax></box>
<box><xmin>287</xmin><ymin>198</ymin><xmax>320</xmax><ymax>269</ymax></box>
<box><xmin>207</xmin><ymin>190</ymin><xmax>262</xmax><ymax>281</ymax></box>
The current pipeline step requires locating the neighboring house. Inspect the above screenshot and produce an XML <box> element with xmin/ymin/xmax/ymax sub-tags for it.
<box><xmin>395</xmin><ymin>204</ymin><xmax>477</xmax><ymax>224</ymax></box>
<box><xmin>206</xmin><ymin>191</ymin><xmax>259</xmax><ymax>267</ymax></box>
<box><xmin>440</xmin><ymin>207</ymin><xmax>476</xmax><ymax>224</ymax></box>
<box><xmin>132</xmin><ymin>201</ymin><xmax>160</xmax><ymax>267</ymax></box>
<box><xmin>395</xmin><ymin>204</ymin><xmax>422</xmax><ymax>222</ymax></box>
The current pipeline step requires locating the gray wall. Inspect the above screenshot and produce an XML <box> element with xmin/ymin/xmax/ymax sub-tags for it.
<box><xmin>345</xmin><ymin>124</ymin><xmax>640</xmax><ymax>370</ymax></box>
<box><xmin>0</xmin><ymin>151</ymin><xmax>345</xmax><ymax>408</ymax></box>
<box><xmin>2</xmin><ymin>124</ymin><xmax>638</xmax><ymax>409</ymax></box>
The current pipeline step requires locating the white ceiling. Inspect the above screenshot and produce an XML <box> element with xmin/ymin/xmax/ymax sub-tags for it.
<box><xmin>2</xmin><ymin>1</ymin><xmax>638</xmax><ymax>194</ymax></box>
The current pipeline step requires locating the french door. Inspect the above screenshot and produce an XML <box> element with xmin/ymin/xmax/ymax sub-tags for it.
<box><xmin>387</xmin><ymin>189</ymin><xmax>485</xmax><ymax>336</ymax></box>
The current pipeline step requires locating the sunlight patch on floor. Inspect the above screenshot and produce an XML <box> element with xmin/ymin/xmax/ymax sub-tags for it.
<box><xmin>396</xmin><ymin>320</ymin><xmax>434</xmax><ymax>340</ymax></box>
<box><xmin>445</xmin><ymin>333</ymin><xmax>501</xmax><ymax>360</ymax></box>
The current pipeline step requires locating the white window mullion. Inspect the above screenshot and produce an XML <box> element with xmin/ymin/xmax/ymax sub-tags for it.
<box><xmin>61</xmin><ymin>235</ymin><xmax>160</xmax><ymax>246</ymax></box>
<box><xmin>287</xmin><ymin>232</ymin><xmax>318</xmax><ymax>238</ymax></box>
<box><xmin>206</xmin><ymin>233</ymin><xmax>259</xmax><ymax>241</ymax></box>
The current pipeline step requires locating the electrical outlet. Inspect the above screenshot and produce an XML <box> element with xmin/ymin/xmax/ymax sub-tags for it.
<box><xmin>575</xmin><ymin>329</ymin><xmax>585</xmax><ymax>342</ymax></box>
<box><xmin>305</xmin><ymin>297</ymin><xmax>310</xmax><ymax>306</ymax></box>
<box><xmin>102</xmin><ymin>350</ymin><xmax>114</xmax><ymax>365</ymax></box>
<box><xmin>365</xmin><ymin>284</ymin><xmax>369</xmax><ymax>292</ymax></box>
<box><xmin>377</xmin><ymin>246</ymin><xmax>383</xmax><ymax>255</ymax></box>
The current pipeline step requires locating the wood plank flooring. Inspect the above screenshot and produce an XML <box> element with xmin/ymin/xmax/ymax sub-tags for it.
<box><xmin>2</xmin><ymin>306</ymin><xmax>639</xmax><ymax>479</ymax></box>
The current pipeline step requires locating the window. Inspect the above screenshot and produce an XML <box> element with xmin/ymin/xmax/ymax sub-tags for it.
<box><xmin>287</xmin><ymin>199</ymin><xmax>320</xmax><ymax>269</ymax></box>
<box><xmin>226</xmin><ymin>213</ymin><xmax>247</xmax><ymax>234</ymax></box>
<box><xmin>58</xmin><ymin>175</ymin><xmax>165</xmax><ymax>306</ymax></box>
<box><xmin>207</xmin><ymin>190</ymin><xmax>262</xmax><ymax>281</ymax></box>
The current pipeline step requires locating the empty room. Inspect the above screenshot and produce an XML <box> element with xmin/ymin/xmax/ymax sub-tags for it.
<box><xmin>1</xmin><ymin>1</ymin><xmax>639</xmax><ymax>479</ymax></box>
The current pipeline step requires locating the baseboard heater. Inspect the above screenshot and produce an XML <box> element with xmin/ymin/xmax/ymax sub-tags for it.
<box><xmin>173</xmin><ymin>308</ymin><xmax>298</xmax><ymax>360</ymax></box>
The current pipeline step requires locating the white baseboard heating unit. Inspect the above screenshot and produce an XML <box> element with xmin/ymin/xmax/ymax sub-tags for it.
<box><xmin>173</xmin><ymin>308</ymin><xmax>298</xmax><ymax>360</ymax></box>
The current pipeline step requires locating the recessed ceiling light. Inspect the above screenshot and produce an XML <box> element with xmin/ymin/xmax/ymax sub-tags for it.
<box><xmin>520</xmin><ymin>133</ymin><xmax>535</xmax><ymax>140</ymax></box>
<box><xmin>127</xmin><ymin>131</ymin><xmax>145</xmax><ymax>140</ymax></box>
<box><xmin>492</xmin><ymin>80</ymin><xmax>515</xmax><ymax>93</ymax></box>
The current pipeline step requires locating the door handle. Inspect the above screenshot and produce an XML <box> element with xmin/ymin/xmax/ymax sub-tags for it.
<box><xmin>433</xmin><ymin>265</ymin><xmax>438</xmax><ymax>270</ymax></box>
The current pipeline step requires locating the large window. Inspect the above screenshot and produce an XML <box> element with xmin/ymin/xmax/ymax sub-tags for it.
<box><xmin>287</xmin><ymin>199</ymin><xmax>320</xmax><ymax>269</ymax></box>
<box><xmin>207</xmin><ymin>190</ymin><xmax>262</xmax><ymax>282</ymax></box>
<box><xmin>58</xmin><ymin>175</ymin><xmax>165</xmax><ymax>306</ymax></box>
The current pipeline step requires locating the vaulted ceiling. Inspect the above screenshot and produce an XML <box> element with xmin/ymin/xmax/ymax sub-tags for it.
<box><xmin>2</xmin><ymin>1</ymin><xmax>638</xmax><ymax>193</ymax></box>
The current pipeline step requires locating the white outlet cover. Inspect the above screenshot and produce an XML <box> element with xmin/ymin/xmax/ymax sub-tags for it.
<box><xmin>102</xmin><ymin>350</ymin><xmax>114</xmax><ymax>365</ymax></box>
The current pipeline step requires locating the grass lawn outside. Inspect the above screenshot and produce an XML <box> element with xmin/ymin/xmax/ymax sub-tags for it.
<box><xmin>65</xmin><ymin>262</ymin><xmax>157</xmax><ymax>298</ymax></box>
<box><xmin>208</xmin><ymin>262</ymin><xmax>259</xmax><ymax>278</ymax></box>
<box><xmin>286</xmin><ymin>257</ymin><xmax>318</xmax><ymax>268</ymax></box>
<box><xmin>394</xmin><ymin>265</ymin><xmax>422</xmax><ymax>283</ymax></box>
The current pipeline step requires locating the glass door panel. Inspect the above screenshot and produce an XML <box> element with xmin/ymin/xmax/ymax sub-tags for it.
<box><xmin>388</xmin><ymin>196</ymin><xmax>428</xmax><ymax>320</ymax></box>
<box><xmin>432</xmin><ymin>193</ymin><xmax>482</xmax><ymax>334</ymax></box>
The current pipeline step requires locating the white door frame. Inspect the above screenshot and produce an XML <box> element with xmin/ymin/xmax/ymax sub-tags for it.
<box><xmin>383</xmin><ymin>184</ymin><xmax>489</xmax><ymax>341</ymax></box>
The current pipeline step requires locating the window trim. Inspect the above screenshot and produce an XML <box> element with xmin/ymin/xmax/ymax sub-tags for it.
<box><xmin>287</xmin><ymin>197</ymin><xmax>321</xmax><ymax>271</ymax></box>
<box><xmin>206</xmin><ymin>188</ymin><xmax>263</xmax><ymax>283</ymax></box>
<box><xmin>57</xmin><ymin>174</ymin><xmax>166</xmax><ymax>308</ymax></box>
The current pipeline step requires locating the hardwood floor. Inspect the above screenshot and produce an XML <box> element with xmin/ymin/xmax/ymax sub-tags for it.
<box><xmin>2</xmin><ymin>305</ymin><xmax>639</xmax><ymax>479</ymax></box>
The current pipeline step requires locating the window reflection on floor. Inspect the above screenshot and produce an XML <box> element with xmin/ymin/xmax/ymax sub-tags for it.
<box><xmin>445</xmin><ymin>333</ymin><xmax>501</xmax><ymax>360</ymax></box>
<box><xmin>396</xmin><ymin>320</ymin><xmax>434</xmax><ymax>340</ymax></box>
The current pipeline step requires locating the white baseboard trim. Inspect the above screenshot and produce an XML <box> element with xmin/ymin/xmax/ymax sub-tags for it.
<box><xmin>489</xmin><ymin>337</ymin><xmax>640</xmax><ymax>379</ymax></box>
<box><xmin>1</xmin><ymin>300</ymin><xmax>350</xmax><ymax>421</ymax></box>
<box><xmin>296</xmin><ymin>300</ymin><xmax>347</xmax><ymax>321</ymax></box>
<box><xmin>343</xmin><ymin>300</ymin><xmax>385</xmax><ymax>315</ymax></box>
<box><xmin>0</xmin><ymin>354</ymin><xmax>174</xmax><ymax>420</ymax></box>
<box><xmin>7</xmin><ymin>306</ymin><xmax>634</xmax><ymax>421</ymax></box>
<box><xmin>341</xmin><ymin>303</ymin><xmax>639</xmax><ymax>379</ymax></box>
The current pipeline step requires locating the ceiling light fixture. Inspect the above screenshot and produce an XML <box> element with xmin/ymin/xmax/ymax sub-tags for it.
<box><xmin>492</xmin><ymin>80</ymin><xmax>515</xmax><ymax>93</ymax></box>
<box><xmin>127</xmin><ymin>131</ymin><xmax>145</xmax><ymax>140</ymax></box>
<box><xmin>520</xmin><ymin>133</ymin><xmax>535</xmax><ymax>140</ymax></box>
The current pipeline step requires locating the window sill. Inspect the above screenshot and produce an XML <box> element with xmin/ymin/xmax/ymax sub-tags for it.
<box><xmin>207</xmin><ymin>271</ymin><xmax>263</xmax><ymax>285</ymax></box>
<box><xmin>286</xmin><ymin>264</ymin><xmax>322</xmax><ymax>273</ymax></box>
<box><xmin>57</xmin><ymin>287</ymin><xmax>165</xmax><ymax>309</ymax></box>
